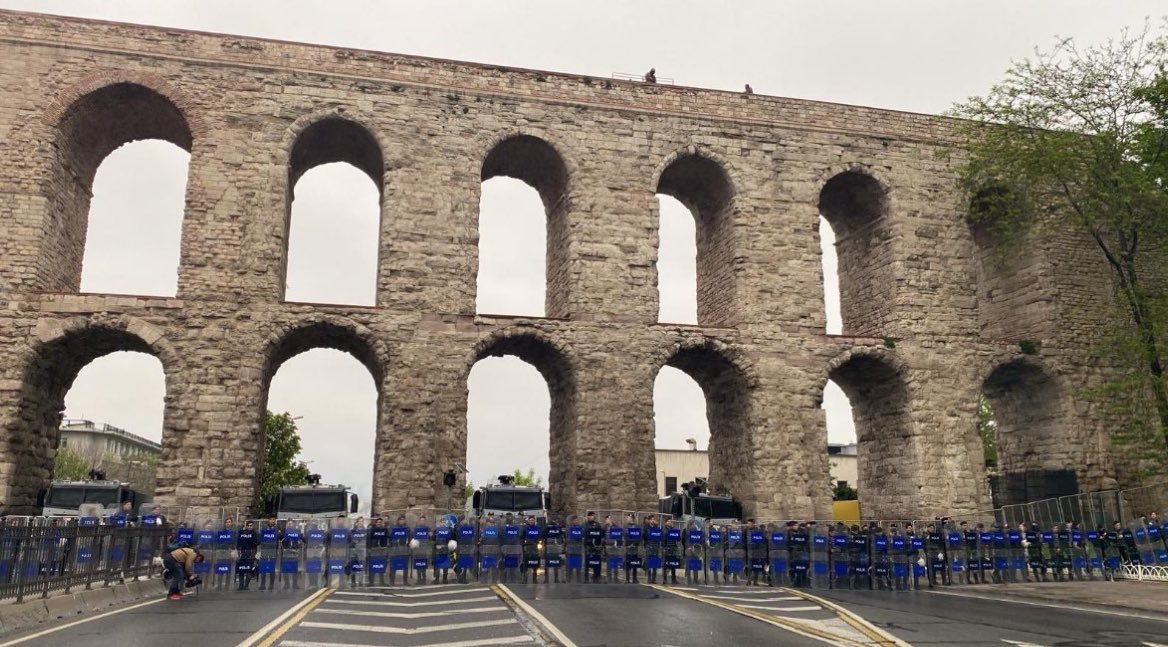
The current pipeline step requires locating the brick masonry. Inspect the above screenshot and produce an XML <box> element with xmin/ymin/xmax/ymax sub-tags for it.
<box><xmin>0</xmin><ymin>10</ymin><xmax>1148</xmax><ymax>519</ymax></box>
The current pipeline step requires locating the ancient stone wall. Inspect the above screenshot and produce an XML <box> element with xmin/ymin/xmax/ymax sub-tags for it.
<box><xmin>0</xmin><ymin>10</ymin><xmax>1142</xmax><ymax>519</ymax></box>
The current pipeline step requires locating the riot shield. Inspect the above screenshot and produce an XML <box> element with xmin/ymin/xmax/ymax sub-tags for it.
<box><xmin>767</xmin><ymin>524</ymin><xmax>788</xmax><ymax>588</ymax></box>
<box><xmin>1103</xmin><ymin>529</ymin><xmax>1122</xmax><ymax>580</ymax></box>
<box><xmin>1053</xmin><ymin>526</ymin><xmax>1072</xmax><ymax>581</ymax></box>
<box><xmin>279</xmin><ymin>521</ymin><xmax>304</xmax><ymax>590</ymax></box>
<box><xmin>1131</xmin><ymin>521</ymin><xmax>1155</xmax><ymax>567</ymax></box>
<box><xmin>455</xmin><ymin>517</ymin><xmax>478</xmax><ymax>583</ymax></box>
<box><xmin>871</xmin><ymin>529</ymin><xmax>891</xmax><ymax>590</ymax></box>
<box><xmin>810</xmin><ymin>524</ymin><xmax>830</xmax><ymax>589</ymax></box>
<box><xmin>1150</xmin><ymin>515</ymin><xmax>1168</xmax><ymax>565</ymax></box>
<box><xmin>501</xmin><ymin>519</ymin><xmax>523</xmax><ymax>583</ymax></box>
<box><xmin>386</xmin><ymin>516</ymin><xmax>411</xmax><ymax>585</ymax></box>
<box><xmin>663</xmin><ymin>523</ymin><xmax>683</xmax><ymax>585</ymax></box>
<box><xmin>520</xmin><ymin>518</ymin><xmax>543</xmax><ymax>584</ymax></box>
<box><xmin>643</xmin><ymin>518</ymin><xmax>665</xmax><ymax>584</ymax></box>
<box><xmin>830</xmin><ymin>526</ymin><xmax>850</xmax><ymax>589</ymax></box>
<box><xmin>410</xmin><ymin>516</ymin><xmax>434</xmax><ymax>585</ymax></box>
<box><xmin>978</xmin><ymin>526</ymin><xmax>996</xmax><ymax>584</ymax></box>
<box><xmin>565</xmin><ymin>519</ymin><xmax>584</xmax><ymax>584</ymax></box>
<box><xmin>850</xmin><ymin>529</ymin><xmax>872</xmax><ymax>590</ymax></box>
<box><xmin>891</xmin><ymin>531</ymin><xmax>909</xmax><ymax>591</ymax></box>
<box><xmin>257</xmin><ymin>521</ymin><xmax>279</xmax><ymax>591</ymax></box>
<box><xmin>304</xmin><ymin>523</ymin><xmax>327</xmax><ymax>589</ymax></box>
<box><xmin>479</xmin><ymin>517</ymin><xmax>502</xmax><ymax>582</ymax></box>
<box><xmin>685</xmin><ymin>523</ymin><xmax>707</xmax><ymax>586</ymax></box>
<box><xmin>724</xmin><ymin>525</ymin><xmax>746</xmax><ymax>585</ymax></box>
<box><xmin>348</xmin><ymin>522</ymin><xmax>368</xmax><ymax>588</ymax></box>
<box><xmin>326</xmin><ymin>522</ymin><xmax>349</xmax><ymax>588</ymax></box>
<box><xmin>707</xmin><ymin>526</ymin><xmax>727</xmax><ymax>585</ymax></box>
<box><xmin>1007</xmin><ymin>527</ymin><xmax>1025</xmax><ymax>583</ymax></box>
<box><xmin>193</xmin><ymin>522</ymin><xmax>217</xmax><ymax>584</ymax></box>
<box><xmin>744</xmin><ymin>524</ymin><xmax>766</xmax><ymax>586</ymax></box>
<box><xmin>431</xmin><ymin>515</ymin><xmax>456</xmax><ymax>585</ymax></box>
<box><xmin>909</xmin><ymin>533</ymin><xmax>926</xmax><ymax>590</ymax></box>
<box><xmin>624</xmin><ymin>518</ymin><xmax>643</xmax><ymax>584</ymax></box>
<box><xmin>945</xmin><ymin>525</ymin><xmax>963</xmax><ymax>585</ymax></box>
<box><xmin>605</xmin><ymin>521</ymin><xmax>625</xmax><ymax>583</ymax></box>
<box><xmin>543</xmin><ymin>518</ymin><xmax>565</xmax><ymax>584</ymax></box>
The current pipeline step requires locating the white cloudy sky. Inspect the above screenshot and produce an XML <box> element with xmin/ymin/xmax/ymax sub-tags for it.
<box><xmin>12</xmin><ymin>0</ymin><xmax>1162</xmax><ymax>506</ymax></box>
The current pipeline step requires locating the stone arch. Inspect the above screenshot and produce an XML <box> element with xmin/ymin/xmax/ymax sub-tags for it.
<box><xmin>654</xmin><ymin>147</ymin><xmax>739</xmax><ymax>327</ymax></box>
<box><xmin>281</xmin><ymin>110</ymin><xmax>387</xmax><ymax>304</ymax></box>
<box><xmin>979</xmin><ymin>356</ymin><xmax>1073</xmax><ymax>505</ymax></box>
<box><xmin>40</xmin><ymin>79</ymin><xmax>196</xmax><ymax>293</ymax></box>
<box><xmin>3</xmin><ymin>317</ymin><xmax>175</xmax><ymax>513</ymax></box>
<box><xmin>825</xmin><ymin>347</ymin><xmax>919</xmax><ymax>518</ymax></box>
<box><xmin>817</xmin><ymin>164</ymin><xmax>895</xmax><ymax>337</ymax></box>
<box><xmin>466</xmin><ymin>328</ymin><xmax>577</xmax><ymax>514</ymax></box>
<box><xmin>479</xmin><ymin>134</ymin><xmax>572</xmax><ymax>318</ymax></box>
<box><xmin>655</xmin><ymin>338</ymin><xmax>756</xmax><ymax>506</ymax></box>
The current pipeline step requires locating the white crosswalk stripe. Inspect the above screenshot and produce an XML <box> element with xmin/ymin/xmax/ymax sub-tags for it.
<box><xmin>313</xmin><ymin>606</ymin><xmax>510</xmax><ymax>620</ymax></box>
<box><xmin>332</xmin><ymin>587</ymin><xmax>490</xmax><ymax>598</ymax></box>
<box><xmin>323</xmin><ymin>595</ymin><xmax>500</xmax><ymax>607</ymax></box>
<box><xmin>300</xmin><ymin>619</ymin><xmax>518</xmax><ymax>634</ymax></box>
<box><xmin>736</xmin><ymin>604</ymin><xmax>823</xmax><ymax>612</ymax></box>
<box><xmin>281</xmin><ymin>637</ymin><xmax>534</xmax><ymax>647</ymax></box>
<box><xmin>703</xmin><ymin>595</ymin><xmax>805</xmax><ymax>603</ymax></box>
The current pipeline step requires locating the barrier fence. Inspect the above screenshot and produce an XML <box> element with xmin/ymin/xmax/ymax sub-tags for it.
<box><xmin>0</xmin><ymin>516</ymin><xmax>169</xmax><ymax>603</ymax></box>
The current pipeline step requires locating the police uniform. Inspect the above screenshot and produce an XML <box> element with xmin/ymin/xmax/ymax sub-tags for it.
<box><xmin>235</xmin><ymin>523</ymin><xmax>258</xmax><ymax>590</ymax></box>
<box><xmin>585</xmin><ymin>515</ymin><xmax>604</xmax><ymax>583</ymax></box>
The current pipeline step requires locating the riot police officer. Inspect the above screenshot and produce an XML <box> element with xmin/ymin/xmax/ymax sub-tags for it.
<box><xmin>745</xmin><ymin>518</ymin><xmax>766</xmax><ymax>586</ymax></box>
<box><xmin>685</xmin><ymin>520</ymin><xmax>705</xmax><ymax>585</ymax></box>
<box><xmin>604</xmin><ymin>515</ymin><xmax>622</xmax><ymax>583</ymax></box>
<box><xmin>924</xmin><ymin>522</ymin><xmax>947</xmax><ymax>587</ymax></box>
<box><xmin>433</xmin><ymin>517</ymin><xmax>455</xmax><ymax>584</ymax></box>
<box><xmin>788</xmin><ymin>521</ymin><xmax>810</xmax><ymax>588</ymax></box>
<box><xmin>521</xmin><ymin>516</ymin><xmax>542</xmax><ymax>584</ymax></box>
<box><xmin>850</xmin><ymin>524</ymin><xmax>872</xmax><ymax>590</ymax></box>
<box><xmin>544</xmin><ymin>518</ymin><xmax>564</xmax><ymax>584</ymax></box>
<box><xmin>644</xmin><ymin>515</ymin><xmax>664</xmax><ymax>584</ymax></box>
<box><xmin>905</xmin><ymin>523</ymin><xmax>925</xmax><ymax>589</ymax></box>
<box><xmin>959</xmin><ymin>521</ymin><xmax>978</xmax><ymax>584</ymax></box>
<box><xmin>368</xmin><ymin>517</ymin><xmax>389</xmax><ymax>586</ymax></box>
<box><xmin>258</xmin><ymin>518</ymin><xmax>279</xmax><ymax>591</ymax></box>
<box><xmin>871</xmin><ymin>525</ymin><xmax>891</xmax><ymax>590</ymax></box>
<box><xmin>236</xmin><ymin>520</ymin><xmax>258</xmax><ymax>591</ymax></box>
<box><xmin>214</xmin><ymin>517</ymin><xmax>237</xmax><ymax>591</ymax></box>
<box><xmin>663</xmin><ymin>518</ymin><xmax>682</xmax><ymax>585</ymax></box>
<box><xmin>584</xmin><ymin>512</ymin><xmax>604</xmax><ymax>583</ymax></box>
<box><xmin>388</xmin><ymin>515</ymin><xmax>410</xmax><ymax>585</ymax></box>
<box><xmin>624</xmin><ymin>513</ymin><xmax>643</xmax><ymax>583</ymax></box>
<box><xmin>280</xmin><ymin>521</ymin><xmax>303</xmax><ymax>590</ymax></box>
<box><xmin>566</xmin><ymin>515</ymin><xmax>584</xmax><ymax>584</ymax></box>
<box><xmin>1023</xmin><ymin>522</ymin><xmax>1046</xmax><ymax>582</ymax></box>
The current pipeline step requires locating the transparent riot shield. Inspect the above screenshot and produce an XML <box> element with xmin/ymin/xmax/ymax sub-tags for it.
<box><xmin>431</xmin><ymin>515</ymin><xmax>456</xmax><ymax>585</ymax></box>
<box><xmin>744</xmin><ymin>524</ymin><xmax>766</xmax><ymax>586</ymax></box>
<box><xmin>213</xmin><ymin>521</ymin><xmax>237</xmax><ymax>591</ymax></box>
<box><xmin>304</xmin><ymin>522</ymin><xmax>327</xmax><ymax>589</ymax></box>
<box><xmin>851</xmin><ymin>528</ymin><xmax>872</xmax><ymax>590</ymax></box>
<box><xmin>909</xmin><ymin>533</ymin><xmax>926</xmax><ymax>589</ymax></box>
<box><xmin>1053</xmin><ymin>525</ymin><xmax>1072</xmax><ymax>581</ymax></box>
<box><xmin>891</xmin><ymin>531</ymin><xmax>909</xmax><ymax>591</ymax></box>
<box><xmin>348</xmin><ymin>521</ymin><xmax>368</xmax><ymax>588</ymax></box>
<box><xmin>767</xmin><ymin>523</ymin><xmax>788</xmax><ymax>588</ymax></box>
<box><xmin>278</xmin><ymin>521</ymin><xmax>303</xmax><ymax>590</ymax></box>
<box><xmin>975</xmin><ymin>526</ymin><xmax>994</xmax><ymax>584</ymax></box>
<box><xmin>232</xmin><ymin>520</ymin><xmax>259</xmax><ymax>591</ymax></box>
<box><xmin>257</xmin><ymin>521</ymin><xmax>279</xmax><ymax>591</ymax></box>
<box><xmin>583</xmin><ymin>516</ymin><xmax>604</xmax><ymax>584</ymax></box>
<box><xmin>1150</xmin><ymin>514</ymin><xmax>1168</xmax><ymax>564</ymax></box>
<box><xmin>519</xmin><ymin>518</ymin><xmax>543</xmax><ymax>585</ymax></box>
<box><xmin>624</xmin><ymin>518</ymin><xmax>643</xmax><ymax>584</ymax></box>
<box><xmin>1103</xmin><ymin>529</ymin><xmax>1122</xmax><ymax>580</ymax></box>
<box><xmin>543</xmin><ymin>517</ymin><xmax>565</xmax><ymax>584</ymax></box>
<box><xmin>410</xmin><ymin>516</ymin><xmax>435</xmax><ymax>585</ymax></box>
<box><xmin>455</xmin><ymin>517</ymin><xmax>478</xmax><ymax>584</ymax></box>
<box><xmin>707</xmin><ymin>525</ymin><xmax>727</xmax><ymax>586</ymax></box>
<box><xmin>946</xmin><ymin>525</ymin><xmax>964</xmax><ymax>585</ymax></box>
<box><xmin>193</xmin><ymin>522</ymin><xmax>216</xmax><ymax>584</ymax></box>
<box><xmin>724</xmin><ymin>525</ymin><xmax>746</xmax><ymax>585</ymax></box>
<box><xmin>685</xmin><ymin>523</ymin><xmax>707</xmax><ymax>586</ymax></box>
<box><xmin>501</xmin><ymin>519</ymin><xmax>523</xmax><ymax>584</ymax></box>
<box><xmin>1007</xmin><ymin>526</ymin><xmax>1025</xmax><ymax>583</ymax></box>
<box><xmin>565</xmin><ymin>518</ymin><xmax>584</xmax><ymax>584</ymax></box>
<box><xmin>643</xmin><ymin>517</ymin><xmax>665</xmax><ymax>585</ymax></box>
<box><xmin>830</xmin><ymin>526</ymin><xmax>850</xmax><ymax>589</ymax></box>
<box><xmin>663</xmin><ymin>522</ymin><xmax>683</xmax><ymax>585</ymax></box>
<box><xmin>604</xmin><ymin>521</ymin><xmax>625</xmax><ymax>584</ymax></box>
<box><xmin>322</xmin><ymin>522</ymin><xmax>346</xmax><ymax>588</ymax></box>
<box><xmin>1131</xmin><ymin>521</ymin><xmax>1155</xmax><ymax>567</ymax></box>
<box><xmin>810</xmin><ymin>524</ymin><xmax>830</xmax><ymax>589</ymax></box>
<box><xmin>479</xmin><ymin>517</ymin><xmax>502</xmax><ymax>582</ymax></box>
<box><xmin>871</xmin><ymin>529</ymin><xmax>891</xmax><ymax>590</ymax></box>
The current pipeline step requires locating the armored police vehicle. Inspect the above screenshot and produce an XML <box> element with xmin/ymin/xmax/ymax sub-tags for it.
<box><xmin>40</xmin><ymin>478</ymin><xmax>150</xmax><ymax>517</ymax></box>
<box><xmin>465</xmin><ymin>475</ymin><xmax>550</xmax><ymax>519</ymax></box>
<box><xmin>270</xmin><ymin>481</ymin><xmax>360</xmax><ymax>520</ymax></box>
<box><xmin>659</xmin><ymin>480</ymin><xmax>742</xmax><ymax>527</ymax></box>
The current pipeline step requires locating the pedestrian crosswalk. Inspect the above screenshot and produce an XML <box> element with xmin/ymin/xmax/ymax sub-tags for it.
<box><xmin>277</xmin><ymin>586</ymin><xmax>535</xmax><ymax>647</ymax></box>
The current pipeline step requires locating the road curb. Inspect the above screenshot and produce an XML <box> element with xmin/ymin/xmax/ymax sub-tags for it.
<box><xmin>783</xmin><ymin>587</ymin><xmax>910</xmax><ymax>647</ymax></box>
<box><xmin>492</xmin><ymin>584</ymin><xmax>578</xmax><ymax>647</ymax></box>
<box><xmin>922</xmin><ymin>587</ymin><xmax>1168</xmax><ymax>621</ymax></box>
<box><xmin>0</xmin><ymin>578</ymin><xmax>167</xmax><ymax>638</ymax></box>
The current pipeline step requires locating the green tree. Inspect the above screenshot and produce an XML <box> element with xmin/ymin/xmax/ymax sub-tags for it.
<box><xmin>511</xmin><ymin>468</ymin><xmax>544</xmax><ymax>487</ymax></box>
<box><xmin>953</xmin><ymin>24</ymin><xmax>1168</xmax><ymax>456</ymax></box>
<box><xmin>260</xmin><ymin>411</ymin><xmax>311</xmax><ymax>501</ymax></box>
<box><xmin>832</xmin><ymin>481</ymin><xmax>858</xmax><ymax>501</ymax></box>
<box><xmin>977</xmin><ymin>395</ymin><xmax>998</xmax><ymax>471</ymax></box>
<box><xmin>52</xmin><ymin>446</ymin><xmax>91</xmax><ymax>481</ymax></box>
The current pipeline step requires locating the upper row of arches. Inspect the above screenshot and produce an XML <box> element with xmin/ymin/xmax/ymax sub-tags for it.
<box><xmin>44</xmin><ymin>81</ymin><xmax>969</xmax><ymax>336</ymax></box>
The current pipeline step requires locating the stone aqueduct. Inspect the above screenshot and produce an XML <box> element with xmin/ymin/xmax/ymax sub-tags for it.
<box><xmin>0</xmin><ymin>11</ymin><xmax>1129</xmax><ymax>518</ymax></box>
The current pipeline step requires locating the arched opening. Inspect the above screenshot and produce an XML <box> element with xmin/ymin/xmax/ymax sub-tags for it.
<box><xmin>818</xmin><ymin>170</ymin><xmax>893</xmax><ymax>337</ymax></box>
<box><xmin>823</xmin><ymin>380</ymin><xmax>859</xmax><ymax>503</ymax></box>
<box><xmin>479</xmin><ymin>135</ymin><xmax>569</xmax><ymax>317</ymax></box>
<box><xmin>656</xmin><ymin>154</ymin><xmax>736</xmax><ymax>327</ymax></box>
<box><xmin>655</xmin><ymin>196</ymin><xmax>698</xmax><ymax>324</ymax></box>
<box><xmin>827</xmin><ymin>353</ymin><xmax>918</xmax><ymax>518</ymax></box>
<box><xmin>5</xmin><ymin>327</ymin><xmax>167</xmax><ymax>513</ymax></box>
<box><xmin>981</xmin><ymin>360</ymin><xmax>1072</xmax><ymax>506</ymax></box>
<box><xmin>658</xmin><ymin>343</ymin><xmax>752</xmax><ymax>504</ymax></box>
<box><xmin>476</xmin><ymin>178</ymin><xmax>547</xmax><ymax>316</ymax></box>
<box><xmin>968</xmin><ymin>187</ymin><xmax>1050</xmax><ymax>341</ymax></box>
<box><xmin>44</xmin><ymin>82</ymin><xmax>193</xmax><ymax>293</ymax></box>
<box><xmin>652</xmin><ymin>366</ymin><xmax>709</xmax><ymax>498</ymax></box>
<box><xmin>285</xmin><ymin>118</ymin><xmax>383</xmax><ymax>306</ymax></box>
<box><xmin>467</xmin><ymin>334</ymin><xmax>575</xmax><ymax>514</ymax></box>
<box><xmin>263</xmin><ymin>323</ymin><xmax>381</xmax><ymax>512</ymax></box>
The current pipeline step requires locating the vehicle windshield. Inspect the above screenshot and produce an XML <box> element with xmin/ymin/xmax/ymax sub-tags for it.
<box><xmin>484</xmin><ymin>491</ymin><xmax>543</xmax><ymax>512</ymax></box>
<box><xmin>693</xmin><ymin>497</ymin><xmax>741</xmax><ymax>520</ymax></box>
<box><xmin>280</xmin><ymin>491</ymin><xmax>346</xmax><ymax>515</ymax></box>
<box><xmin>45</xmin><ymin>486</ymin><xmax>119</xmax><ymax>509</ymax></box>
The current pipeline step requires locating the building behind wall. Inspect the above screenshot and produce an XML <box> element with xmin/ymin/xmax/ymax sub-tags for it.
<box><xmin>657</xmin><ymin>444</ymin><xmax>858</xmax><ymax>499</ymax></box>
<box><xmin>56</xmin><ymin>419</ymin><xmax>161</xmax><ymax>496</ymax></box>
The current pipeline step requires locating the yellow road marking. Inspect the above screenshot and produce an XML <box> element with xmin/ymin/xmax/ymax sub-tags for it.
<box><xmin>238</xmin><ymin>587</ymin><xmax>334</xmax><ymax>647</ymax></box>
<box><xmin>783</xmin><ymin>587</ymin><xmax>910</xmax><ymax>647</ymax></box>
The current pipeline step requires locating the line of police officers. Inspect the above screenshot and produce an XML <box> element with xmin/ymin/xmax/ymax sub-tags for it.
<box><xmin>173</xmin><ymin>511</ymin><xmax>1168</xmax><ymax>592</ymax></box>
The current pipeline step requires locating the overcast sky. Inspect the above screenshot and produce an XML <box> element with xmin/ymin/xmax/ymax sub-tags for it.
<box><xmin>16</xmin><ymin>0</ymin><xmax>1163</xmax><ymax>508</ymax></box>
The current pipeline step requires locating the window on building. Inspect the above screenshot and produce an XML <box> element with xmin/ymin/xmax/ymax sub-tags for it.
<box><xmin>665</xmin><ymin>476</ymin><xmax>678</xmax><ymax>494</ymax></box>
<box><xmin>837</xmin><ymin>480</ymin><xmax>848</xmax><ymax>490</ymax></box>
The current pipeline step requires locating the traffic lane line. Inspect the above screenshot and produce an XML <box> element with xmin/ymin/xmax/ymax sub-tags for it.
<box><xmin>237</xmin><ymin>586</ymin><xmax>334</xmax><ymax>647</ymax></box>
<box><xmin>492</xmin><ymin>584</ymin><xmax>578</xmax><ymax>647</ymax></box>
<box><xmin>0</xmin><ymin>597</ymin><xmax>164</xmax><ymax>647</ymax></box>
<box><xmin>311</xmin><ymin>605</ymin><xmax>510</xmax><ymax>620</ymax></box>
<box><xmin>331</xmin><ymin>587</ymin><xmax>490</xmax><ymax>598</ymax></box>
<box><xmin>298</xmin><ymin>618</ymin><xmax>519</xmax><ymax>634</ymax></box>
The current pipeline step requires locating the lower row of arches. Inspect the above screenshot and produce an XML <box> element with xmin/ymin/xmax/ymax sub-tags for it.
<box><xmin>13</xmin><ymin>324</ymin><xmax>1073</xmax><ymax>516</ymax></box>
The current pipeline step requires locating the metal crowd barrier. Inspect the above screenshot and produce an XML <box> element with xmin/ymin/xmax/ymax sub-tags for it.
<box><xmin>0</xmin><ymin>516</ymin><xmax>169</xmax><ymax>603</ymax></box>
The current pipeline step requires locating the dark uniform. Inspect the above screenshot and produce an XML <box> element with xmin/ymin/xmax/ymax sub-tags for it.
<box><xmin>235</xmin><ymin>521</ymin><xmax>258</xmax><ymax>590</ymax></box>
<box><xmin>544</xmin><ymin>520</ymin><xmax>564</xmax><ymax>583</ymax></box>
<box><xmin>368</xmin><ymin>518</ymin><xmax>389</xmax><ymax>586</ymax></box>
<box><xmin>664</xmin><ymin>520</ymin><xmax>683</xmax><ymax>585</ymax></box>
<box><xmin>584</xmin><ymin>514</ymin><xmax>604</xmax><ymax>583</ymax></box>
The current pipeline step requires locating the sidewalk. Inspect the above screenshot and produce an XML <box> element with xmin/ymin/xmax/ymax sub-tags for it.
<box><xmin>932</xmin><ymin>580</ymin><xmax>1168</xmax><ymax>616</ymax></box>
